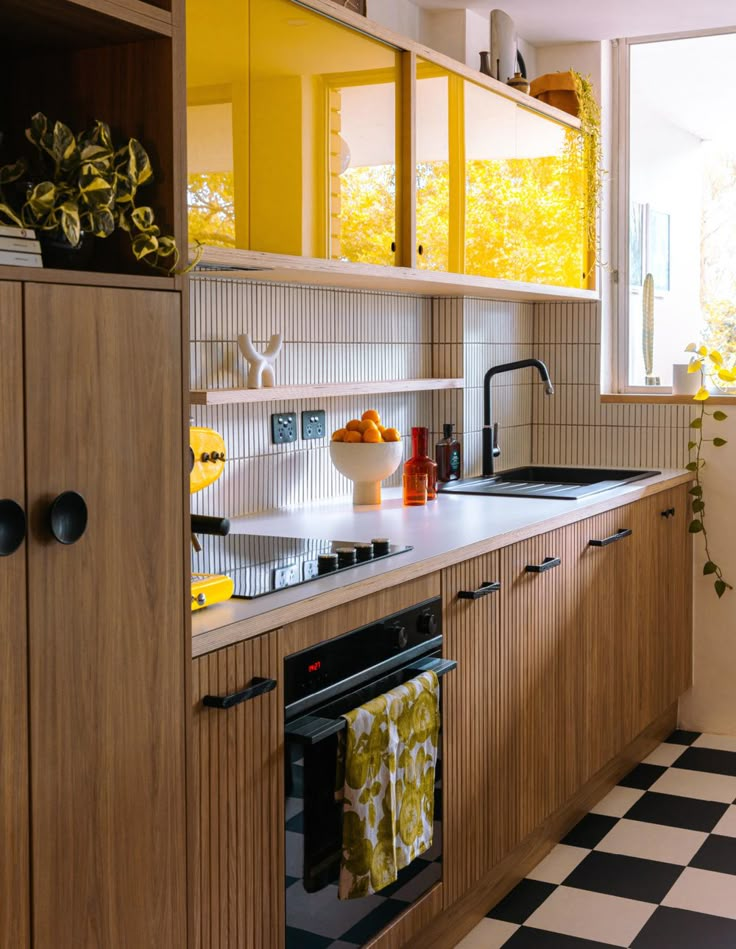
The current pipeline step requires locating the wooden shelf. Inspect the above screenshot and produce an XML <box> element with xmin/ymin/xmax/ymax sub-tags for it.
<box><xmin>601</xmin><ymin>393</ymin><xmax>736</xmax><ymax>406</ymax></box>
<box><xmin>0</xmin><ymin>265</ymin><xmax>175</xmax><ymax>291</ymax></box>
<box><xmin>195</xmin><ymin>249</ymin><xmax>599</xmax><ymax>304</ymax></box>
<box><xmin>190</xmin><ymin>378</ymin><xmax>464</xmax><ymax>406</ymax></box>
<box><xmin>2</xmin><ymin>0</ymin><xmax>172</xmax><ymax>48</ymax></box>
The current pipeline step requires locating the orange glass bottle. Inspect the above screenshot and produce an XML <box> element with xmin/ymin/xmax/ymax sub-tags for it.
<box><xmin>403</xmin><ymin>426</ymin><xmax>437</xmax><ymax>502</ymax></box>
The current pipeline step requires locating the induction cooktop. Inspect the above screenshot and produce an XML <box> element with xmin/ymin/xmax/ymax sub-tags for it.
<box><xmin>192</xmin><ymin>533</ymin><xmax>412</xmax><ymax>599</ymax></box>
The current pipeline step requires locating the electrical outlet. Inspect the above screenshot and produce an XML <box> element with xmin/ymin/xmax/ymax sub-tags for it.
<box><xmin>271</xmin><ymin>412</ymin><xmax>297</xmax><ymax>445</ymax></box>
<box><xmin>301</xmin><ymin>409</ymin><xmax>326</xmax><ymax>440</ymax></box>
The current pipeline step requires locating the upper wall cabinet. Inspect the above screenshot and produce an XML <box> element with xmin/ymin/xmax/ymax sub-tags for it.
<box><xmin>187</xmin><ymin>0</ymin><xmax>400</xmax><ymax>264</ymax></box>
<box><xmin>187</xmin><ymin>0</ymin><xmax>592</xmax><ymax>293</ymax></box>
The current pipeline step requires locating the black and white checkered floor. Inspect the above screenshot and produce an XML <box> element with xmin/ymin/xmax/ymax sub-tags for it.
<box><xmin>457</xmin><ymin>730</ymin><xmax>736</xmax><ymax>949</ymax></box>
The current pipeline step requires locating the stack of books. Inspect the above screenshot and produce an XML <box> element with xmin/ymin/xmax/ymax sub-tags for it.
<box><xmin>0</xmin><ymin>225</ymin><xmax>43</xmax><ymax>267</ymax></box>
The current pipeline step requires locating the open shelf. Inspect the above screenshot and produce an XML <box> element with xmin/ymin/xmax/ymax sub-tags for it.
<box><xmin>190</xmin><ymin>378</ymin><xmax>464</xmax><ymax>406</ymax></box>
<box><xmin>195</xmin><ymin>249</ymin><xmax>599</xmax><ymax>304</ymax></box>
<box><xmin>0</xmin><ymin>264</ymin><xmax>175</xmax><ymax>291</ymax></box>
<box><xmin>1</xmin><ymin>0</ymin><xmax>172</xmax><ymax>47</ymax></box>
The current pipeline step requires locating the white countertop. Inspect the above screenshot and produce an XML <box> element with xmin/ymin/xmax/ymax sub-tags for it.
<box><xmin>191</xmin><ymin>469</ymin><xmax>690</xmax><ymax>657</ymax></box>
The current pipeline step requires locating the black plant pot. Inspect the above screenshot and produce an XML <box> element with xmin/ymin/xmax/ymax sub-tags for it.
<box><xmin>39</xmin><ymin>230</ymin><xmax>95</xmax><ymax>270</ymax></box>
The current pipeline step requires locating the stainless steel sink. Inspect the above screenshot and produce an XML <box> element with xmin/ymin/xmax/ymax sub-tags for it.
<box><xmin>438</xmin><ymin>466</ymin><xmax>661</xmax><ymax>500</ymax></box>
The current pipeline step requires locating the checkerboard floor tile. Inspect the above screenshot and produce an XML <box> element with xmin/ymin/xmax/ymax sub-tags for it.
<box><xmin>458</xmin><ymin>731</ymin><xmax>736</xmax><ymax>948</ymax></box>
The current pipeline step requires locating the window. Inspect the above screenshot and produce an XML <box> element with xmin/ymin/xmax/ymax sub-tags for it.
<box><xmin>614</xmin><ymin>30</ymin><xmax>736</xmax><ymax>391</ymax></box>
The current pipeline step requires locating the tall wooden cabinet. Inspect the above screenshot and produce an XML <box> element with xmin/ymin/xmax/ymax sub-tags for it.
<box><xmin>0</xmin><ymin>280</ymin><xmax>189</xmax><ymax>947</ymax></box>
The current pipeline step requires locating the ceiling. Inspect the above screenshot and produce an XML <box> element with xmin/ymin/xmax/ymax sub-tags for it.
<box><xmin>410</xmin><ymin>0</ymin><xmax>736</xmax><ymax>44</ymax></box>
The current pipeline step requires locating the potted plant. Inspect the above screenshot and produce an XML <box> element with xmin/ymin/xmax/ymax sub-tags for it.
<box><xmin>0</xmin><ymin>112</ymin><xmax>193</xmax><ymax>273</ymax></box>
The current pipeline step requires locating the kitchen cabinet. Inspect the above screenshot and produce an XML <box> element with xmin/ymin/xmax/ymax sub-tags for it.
<box><xmin>442</xmin><ymin>489</ymin><xmax>692</xmax><ymax>909</ymax></box>
<box><xmin>191</xmin><ymin>631</ymin><xmax>284</xmax><ymax>949</ymax></box>
<box><xmin>0</xmin><ymin>281</ymin><xmax>188</xmax><ymax>948</ymax></box>
<box><xmin>0</xmin><ymin>282</ymin><xmax>29</xmax><ymax>948</ymax></box>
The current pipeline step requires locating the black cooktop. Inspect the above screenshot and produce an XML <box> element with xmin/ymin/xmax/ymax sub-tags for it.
<box><xmin>192</xmin><ymin>533</ymin><xmax>412</xmax><ymax>599</ymax></box>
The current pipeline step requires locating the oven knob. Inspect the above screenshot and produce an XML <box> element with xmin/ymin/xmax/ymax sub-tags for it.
<box><xmin>417</xmin><ymin>610</ymin><xmax>438</xmax><ymax>637</ymax></box>
<box><xmin>372</xmin><ymin>538</ymin><xmax>391</xmax><ymax>556</ymax></box>
<box><xmin>386</xmin><ymin>623</ymin><xmax>408</xmax><ymax>650</ymax></box>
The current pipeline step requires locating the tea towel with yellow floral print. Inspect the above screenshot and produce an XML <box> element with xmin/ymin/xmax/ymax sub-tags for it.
<box><xmin>336</xmin><ymin>669</ymin><xmax>439</xmax><ymax>900</ymax></box>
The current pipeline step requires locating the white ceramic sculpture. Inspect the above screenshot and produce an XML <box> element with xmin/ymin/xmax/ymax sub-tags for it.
<box><xmin>237</xmin><ymin>332</ymin><xmax>283</xmax><ymax>388</ymax></box>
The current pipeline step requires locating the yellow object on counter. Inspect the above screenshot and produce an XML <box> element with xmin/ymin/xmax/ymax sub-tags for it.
<box><xmin>336</xmin><ymin>670</ymin><xmax>439</xmax><ymax>900</ymax></box>
<box><xmin>190</xmin><ymin>427</ymin><xmax>226</xmax><ymax>494</ymax></box>
<box><xmin>191</xmin><ymin>573</ymin><xmax>234</xmax><ymax>611</ymax></box>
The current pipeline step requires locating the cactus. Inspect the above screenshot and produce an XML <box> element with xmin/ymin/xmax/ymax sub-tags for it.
<box><xmin>642</xmin><ymin>272</ymin><xmax>660</xmax><ymax>385</ymax></box>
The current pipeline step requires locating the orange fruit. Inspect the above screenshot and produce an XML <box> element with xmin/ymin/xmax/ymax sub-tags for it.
<box><xmin>362</xmin><ymin>428</ymin><xmax>383</xmax><ymax>443</ymax></box>
<box><xmin>361</xmin><ymin>409</ymin><xmax>381</xmax><ymax>424</ymax></box>
<box><xmin>344</xmin><ymin>430</ymin><xmax>363</xmax><ymax>443</ymax></box>
<box><xmin>383</xmin><ymin>427</ymin><xmax>401</xmax><ymax>442</ymax></box>
<box><xmin>332</xmin><ymin>428</ymin><xmax>347</xmax><ymax>442</ymax></box>
<box><xmin>359</xmin><ymin>419</ymin><xmax>378</xmax><ymax>433</ymax></box>
<box><xmin>377</xmin><ymin>424</ymin><xmax>387</xmax><ymax>435</ymax></box>
<box><xmin>345</xmin><ymin>419</ymin><xmax>363</xmax><ymax>432</ymax></box>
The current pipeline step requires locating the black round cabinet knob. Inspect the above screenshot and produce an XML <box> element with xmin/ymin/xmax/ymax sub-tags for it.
<box><xmin>49</xmin><ymin>491</ymin><xmax>88</xmax><ymax>545</ymax></box>
<box><xmin>0</xmin><ymin>499</ymin><xmax>26</xmax><ymax>556</ymax></box>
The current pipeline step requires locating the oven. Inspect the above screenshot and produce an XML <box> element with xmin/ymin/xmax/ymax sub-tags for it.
<box><xmin>283</xmin><ymin>597</ymin><xmax>456</xmax><ymax>948</ymax></box>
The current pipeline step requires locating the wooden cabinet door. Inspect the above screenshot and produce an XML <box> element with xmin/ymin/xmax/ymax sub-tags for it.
<box><xmin>23</xmin><ymin>284</ymin><xmax>188</xmax><ymax>949</ymax></box>
<box><xmin>570</xmin><ymin>504</ymin><xmax>642</xmax><ymax>780</ymax></box>
<box><xmin>192</xmin><ymin>633</ymin><xmax>284</xmax><ymax>949</ymax></box>
<box><xmin>638</xmin><ymin>485</ymin><xmax>693</xmax><ymax>729</ymax></box>
<box><xmin>442</xmin><ymin>550</ymin><xmax>503</xmax><ymax>904</ymax></box>
<box><xmin>499</xmin><ymin>527</ymin><xmax>585</xmax><ymax>845</ymax></box>
<box><xmin>0</xmin><ymin>282</ymin><xmax>29</xmax><ymax>948</ymax></box>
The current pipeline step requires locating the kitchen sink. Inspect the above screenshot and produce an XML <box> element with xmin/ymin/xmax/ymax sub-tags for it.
<box><xmin>438</xmin><ymin>466</ymin><xmax>661</xmax><ymax>500</ymax></box>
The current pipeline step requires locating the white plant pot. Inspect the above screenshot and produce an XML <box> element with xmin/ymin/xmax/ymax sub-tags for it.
<box><xmin>329</xmin><ymin>441</ymin><xmax>404</xmax><ymax>506</ymax></box>
<box><xmin>672</xmin><ymin>364</ymin><xmax>700</xmax><ymax>396</ymax></box>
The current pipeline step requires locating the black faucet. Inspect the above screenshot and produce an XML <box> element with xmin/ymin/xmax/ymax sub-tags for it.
<box><xmin>482</xmin><ymin>358</ymin><xmax>554</xmax><ymax>478</ymax></box>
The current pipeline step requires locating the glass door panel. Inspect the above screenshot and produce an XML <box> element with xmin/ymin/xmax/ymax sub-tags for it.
<box><xmin>415</xmin><ymin>59</ymin><xmax>450</xmax><ymax>271</ymax></box>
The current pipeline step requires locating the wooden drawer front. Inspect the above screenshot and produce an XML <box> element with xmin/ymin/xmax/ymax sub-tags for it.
<box><xmin>192</xmin><ymin>633</ymin><xmax>284</xmax><ymax>949</ymax></box>
<box><xmin>442</xmin><ymin>550</ymin><xmax>502</xmax><ymax>903</ymax></box>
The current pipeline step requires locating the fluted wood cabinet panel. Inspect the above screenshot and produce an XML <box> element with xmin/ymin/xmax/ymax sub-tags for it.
<box><xmin>570</xmin><ymin>505</ymin><xmax>642</xmax><ymax>778</ymax></box>
<box><xmin>499</xmin><ymin>527</ymin><xmax>585</xmax><ymax>845</ymax></box>
<box><xmin>638</xmin><ymin>485</ymin><xmax>693</xmax><ymax>729</ymax></box>
<box><xmin>25</xmin><ymin>284</ymin><xmax>187</xmax><ymax>949</ymax></box>
<box><xmin>0</xmin><ymin>282</ymin><xmax>29</xmax><ymax>949</ymax></box>
<box><xmin>442</xmin><ymin>550</ymin><xmax>504</xmax><ymax>904</ymax></box>
<box><xmin>192</xmin><ymin>632</ymin><xmax>284</xmax><ymax>949</ymax></box>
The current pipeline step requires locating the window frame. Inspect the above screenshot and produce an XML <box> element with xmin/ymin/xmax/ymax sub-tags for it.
<box><xmin>612</xmin><ymin>26</ymin><xmax>736</xmax><ymax>394</ymax></box>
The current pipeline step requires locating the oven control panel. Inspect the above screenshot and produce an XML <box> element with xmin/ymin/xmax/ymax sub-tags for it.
<box><xmin>284</xmin><ymin>596</ymin><xmax>443</xmax><ymax>712</ymax></box>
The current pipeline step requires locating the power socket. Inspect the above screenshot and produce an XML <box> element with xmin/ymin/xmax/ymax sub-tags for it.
<box><xmin>302</xmin><ymin>409</ymin><xmax>326</xmax><ymax>440</ymax></box>
<box><xmin>271</xmin><ymin>412</ymin><xmax>297</xmax><ymax>445</ymax></box>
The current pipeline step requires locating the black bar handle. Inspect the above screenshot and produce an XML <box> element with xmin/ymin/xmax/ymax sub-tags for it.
<box><xmin>525</xmin><ymin>556</ymin><xmax>561</xmax><ymax>574</ymax></box>
<box><xmin>660</xmin><ymin>507</ymin><xmax>676</xmax><ymax>519</ymax></box>
<box><xmin>458</xmin><ymin>580</ymin><xmax>501</xmax><ymax>600</ymax></box>
<box><xmin>0</xmin><ymin>499</ymin><xmax>26</xmax><ymax>556</ymax></box>
<box><xmin>203</xmin><ymin>676</ymin><xmax>276</xmax><ymax>710</ymax></box>
<box><xmin>589</xmin><ymin>528</ymin><xmax>632</xmax><ymax>548</ymax></box>
<box><xmin>285</xmin><ymin>658</ymin><xmax>458</xmax><ymax>745</ymax></box>
<box><xmin>191</xmin><ymin>514</ymin><xmax>231</xmax><ymax>536</ymax></box>
<box><xmin>49</xmin><ymin>491</ymin><xmax>88</xmax><ymax>545</ymax></box>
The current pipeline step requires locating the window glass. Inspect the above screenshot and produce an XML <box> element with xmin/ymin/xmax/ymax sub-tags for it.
<box><xmin>627</xmin><ymin>33</ymin><xmax>736</xmax><ymax>387</ymax></box>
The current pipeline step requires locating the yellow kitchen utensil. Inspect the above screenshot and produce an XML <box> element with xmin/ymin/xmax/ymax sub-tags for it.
<box><xmin>191</xmin><ymin>573</ymin><xmax>235</xmax><ymax>611</ymax></box>
<box><xmin>190</xmin><ymin>426</ymin><xmax>226</xmax><ymax>495</ymax></box>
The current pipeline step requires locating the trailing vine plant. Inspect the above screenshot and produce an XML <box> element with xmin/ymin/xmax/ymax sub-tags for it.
<box><xmin>685</xmin><ymin>343</ymin><xmax>732</xmax><ymax>597</ymax></box>
<box><xmin>572</xmin><ymin>70</ymin><xmax>603</xmax><ymax>282</ymax></box>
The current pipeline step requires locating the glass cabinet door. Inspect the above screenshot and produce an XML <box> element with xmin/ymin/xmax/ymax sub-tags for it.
<box><xmin>186</xmin><ymin>0</ymin><xmax>400</xmax><ymax>265</ymax></box>
<box><xmin>415</xmin><ymin>59</ymin><xmax>451</xmax><ymax>272</ymax></box>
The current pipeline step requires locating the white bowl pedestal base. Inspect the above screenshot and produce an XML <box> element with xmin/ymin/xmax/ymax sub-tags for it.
<box><xmin>352</xmin><ymin>481</ymin><xmax>382</xmax><ymax>506</ymax></box>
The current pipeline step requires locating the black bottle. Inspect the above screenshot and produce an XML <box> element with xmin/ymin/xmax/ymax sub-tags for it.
<box><xmin>436</xmin><ymin>423</ymin><xmax>462</xmax><ymax>482</ymax></box>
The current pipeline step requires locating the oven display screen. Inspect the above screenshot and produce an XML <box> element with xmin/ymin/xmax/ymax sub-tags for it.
<box><xmin>308</xmin><ymin>660</ymin><xmax>322</xmax><ymax>674</ymax></box>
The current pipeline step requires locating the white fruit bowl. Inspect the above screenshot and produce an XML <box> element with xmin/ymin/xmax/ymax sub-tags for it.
<box><xmin>329</xmin><ymin>440</ymin><xmax>404</xmax><ymax>506</ymax></box>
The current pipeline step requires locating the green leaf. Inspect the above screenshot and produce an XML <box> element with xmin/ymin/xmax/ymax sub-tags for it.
<box><xmin>688</xmin><ymin>519</ymin><xmax>704</xmax><ymax>533</ymax></box>
<box><xmin>690</xmin><ymin>417</ymin><xmax>703</xmax><ymax>429</ymax></box>
<box><xmin>128</xmin><ymin>138</ymin><xmax>153</xmax><ymax>187</ymax></box>
<box><xmin>58</xmin><ymin>202</ymin><xmax>81</xmax><ymax>247</ymax></box>
<box><xmin>704</xmin><ymin>561</ymin><xmax>718</xmax><ymax>575</ymax></box>
<box><xmin>715</xmin><ymin>579</ymin><xmax>727</xmax><ymax>598</ymax></box>
<box><xmin>689</xmin><ymin>485</ymin><xmax>703</xmax><ymax>497</ymax></box>
<box><xmin>27</xmin><ymin>181</ymin><xmax>57</xmax><ymax>215</ymax></box>
<box><xmin>131</xmin><ymin>231</ymin><xmax>159</xmax><ymax>260</ymax></box>
<box><xmin>90</xmin><ymin>208</ymin><xmax>115</xmax><ymax>238</ymax></box>
<box><xmin>130</xmin><ymin>205</ymin><xmax>156</xmax><ymax>233</ymax></box>
<box><xmin>0</xmin><ymin>201</ymin><xmax>24</xmax><ymax>227</ymax></box>
<box><xmin>688</xmin><ymin>441</ymin><xmax>697</xmax><ymax>451</ymax></box>
<box><xmin>25</xmin><ymin>112</ymin><xmax>52</xmax><ymax>156</ymax></box>
<box><xmin>713</xmin><ymin>410</ymin><xmax>728</xmax><ymax>421</ymax></box>
<box><xmin>692</xmin><ymin>499</ymin><xmax>705</xmax><ymax>513</ymax></box>
<box><xmin>0</xmin><ymin>159</ymin><xmax>27</xmax><ymax>186</ymax></box>
<box><xmin>713</xmin><ymin>437</ymin><xmax>728</xmax><ymax>447</ymax></box>
<box><xmin>52</xmin><ymin>120</ymin><xmax>78</xmax><ymax>171</ymax></box>
<box><xmin>685</xmin><ymin>461</ymin><xmax>699</xmax><ymax>471</ymax></box>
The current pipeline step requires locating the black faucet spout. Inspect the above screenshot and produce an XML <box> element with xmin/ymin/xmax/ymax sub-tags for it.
<box><xmin>482</xmin><ymin>358</ymin><xmax>554</xmax><ymax>478</ymax></box>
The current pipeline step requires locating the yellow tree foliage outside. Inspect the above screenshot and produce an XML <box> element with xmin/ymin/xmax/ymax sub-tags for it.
<box><xmin>188</xmin><ymin>172</ymin><xmax>236</xmax><ymax>247</ymax></box>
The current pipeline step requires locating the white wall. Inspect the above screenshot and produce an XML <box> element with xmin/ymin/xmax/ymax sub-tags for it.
<box><xmin>680</xmin><ymin>415</ymin><xmax>736</xmax><ymax>734</ymax></box>
<box><xmin>365</xmin><ymin>0</ymin><xmax>420</xmax><ymax>41</ymax></box>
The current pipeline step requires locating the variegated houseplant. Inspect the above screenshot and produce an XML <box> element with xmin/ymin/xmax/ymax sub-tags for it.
<box><xmin>0</xmin><ymin>113</ymin><xmax>192</xmax><ymax>274</ymax></box>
